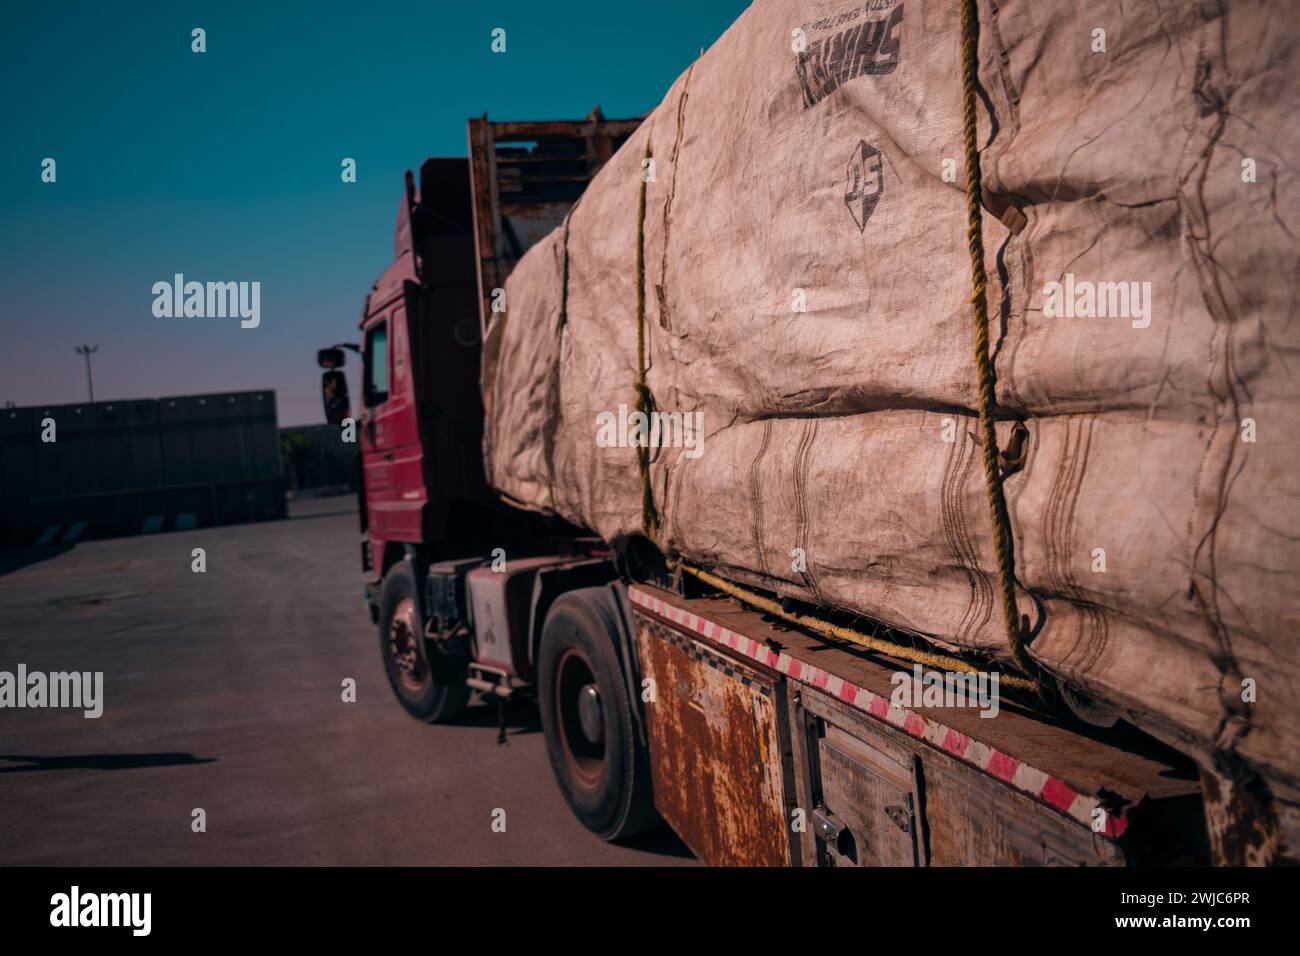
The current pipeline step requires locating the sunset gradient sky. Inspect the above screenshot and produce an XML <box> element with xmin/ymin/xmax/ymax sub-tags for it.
<box><xmin>0</xmin><ymin>0</ymin><xmax>747</xmax><ymax>424</ymax></box>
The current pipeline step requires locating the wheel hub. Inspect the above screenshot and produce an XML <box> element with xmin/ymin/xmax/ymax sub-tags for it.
<box><xmin>388</xmin><ymin>597</ymin><xmax>429</xmax><ymax>693</ymax></box>
<box><xmin>554</xmin><ymin>647</ymin><xmax>607</xmax><ymax>789</ymax></box>
<box><xmin>577</xmin><ymin>683</ymin><xmax>604</xmax><ymax>744</ymax></box>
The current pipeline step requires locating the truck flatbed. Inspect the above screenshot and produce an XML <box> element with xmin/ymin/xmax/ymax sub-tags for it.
<box><xmin>630</xmin><ymin>583</ymin><xmax>1201</xmax><ymax>865</ymax></box>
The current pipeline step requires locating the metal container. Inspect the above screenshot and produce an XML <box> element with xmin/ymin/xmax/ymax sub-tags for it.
<box><xmin>5</xmin><ymin>389</ymin><xmax>286</xmax><ymax>540</ymax></box>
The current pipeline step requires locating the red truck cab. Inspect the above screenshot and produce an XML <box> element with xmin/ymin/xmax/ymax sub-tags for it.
<box><xmin>355</xmin><ymin>159</ymin><xmax>491</xmax><ymax>571</ymax></box>
<box><xmin>317</xmin><ymin>110</ymin><xmax>641</xmax><ymax>698</ymax></box>
<box><xmin>318</xmin><ymin>114</ymin><xmax>660</xmax><ymax>841</ymax></box>
<box><xmin>324</xmin><ymin>111</ymin><xmax>639</xmax><ymax>586</ymax></box>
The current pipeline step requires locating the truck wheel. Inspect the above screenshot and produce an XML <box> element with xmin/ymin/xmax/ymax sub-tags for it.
<box><xmin>538</xmin><ymin>587</ymin><xmax>659</xmax><ymax>841</ymax></box>
<box><xmin>378</xmin><ymin>562</ymin><xmax>470</xmax><ymax>723</ymax></box>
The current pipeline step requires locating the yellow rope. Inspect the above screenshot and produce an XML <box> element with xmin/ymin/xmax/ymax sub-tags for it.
<box><xmin>679</xmin><ymin>563</ymin><xmax>1038</xmax><ymax>692</ymax></box>
<box><xmin>959</xmin><ymin>0</ymin><xmax>1031</xmax><ymax>674</ymax></box>
<box><xmin>635</xmin><ymin>137</ymin><xmax>659</xmax><ymax>543</ymax></box>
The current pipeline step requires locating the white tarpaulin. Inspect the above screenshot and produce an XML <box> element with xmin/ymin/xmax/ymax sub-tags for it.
<box><xmin>483</xmin><ymin>0</ymin><xmax>1300</xmax><ymax>806</ymax></box>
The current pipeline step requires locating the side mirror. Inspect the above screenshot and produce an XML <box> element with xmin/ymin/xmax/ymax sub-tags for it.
<box><xmin>318</xmin><ymin>347</ymin><xmax>346</xmax><ymax>369</ymax></box>
<box><xmin>321</xmin><ymin>370</ymin><xmax>350</xmax><ymax>425</ymax></box>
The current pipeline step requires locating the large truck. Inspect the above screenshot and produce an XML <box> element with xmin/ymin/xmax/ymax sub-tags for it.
<box><xmin>316</xmin><ymin>110</ymin><xmax>1262</xmax><ymax>867</ymax></box>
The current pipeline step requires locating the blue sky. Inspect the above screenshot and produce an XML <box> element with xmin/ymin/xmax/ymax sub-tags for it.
<box><xmin>0</xmin><ymin>0</ymin><xmax>748</xmax><ymax>424</ymax></box>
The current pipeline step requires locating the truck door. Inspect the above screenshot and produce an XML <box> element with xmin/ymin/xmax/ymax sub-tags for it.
<box><xmin>796</xmin><ymin>693</ymin><xmax>926</xmax><ymax>867</ymax></box>
<box><xmin>632</xmin><ymin>615</ymin><xmax>798</xmax><ymax>866</ymax></box>
<box><xmin>361</xmin><ymin>302</ymin><xmax>426</xmax><ymax>542</ymax></box>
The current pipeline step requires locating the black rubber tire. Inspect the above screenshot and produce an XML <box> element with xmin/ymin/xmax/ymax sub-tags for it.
<box><xmin>537</xmin><ymin>587</ymin><xmax>660</xmax><ymax>841</ymax></box>
<box><xmin>378</xmin><ymin>562</ymin><xmax>471</xmax><ymax>723</ymax></box>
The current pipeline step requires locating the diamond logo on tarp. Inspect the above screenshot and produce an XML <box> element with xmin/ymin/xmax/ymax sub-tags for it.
<box><xmin>845</xmin><ymin>140</ymin><xmax>884</xmax><ymax>232</ymax></box>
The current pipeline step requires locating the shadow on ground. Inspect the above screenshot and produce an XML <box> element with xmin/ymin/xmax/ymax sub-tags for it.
<box><xmin>0</xmin><ymin>544</ymin><xmax>74</xmax><ymax>577</ymax></box>
<box><xmin>451</xmin><ymin>698</ymin><xmax>543</xmax><ymax>738</ymax></box>
<box><xmin>0</xmin><ymin>753</ymin><xmax>217</xmax><ymax>773</ymax></box>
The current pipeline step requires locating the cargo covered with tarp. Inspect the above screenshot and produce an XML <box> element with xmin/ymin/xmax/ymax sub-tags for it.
<box><xmin>482</xmin><ymin>0</ymin><xmax>1300</xmax><ymax>811</ymax></box>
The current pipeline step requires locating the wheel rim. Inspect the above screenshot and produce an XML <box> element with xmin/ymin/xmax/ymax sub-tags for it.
<box><xmin>388</xmin><ymin>597</ymin><xmax>429</xmax><ymax>694</ymax></box>
<box><xmin>554</xmin><ymin>646</ymin><xmax>607</xmax><ymax>790</ymax></box>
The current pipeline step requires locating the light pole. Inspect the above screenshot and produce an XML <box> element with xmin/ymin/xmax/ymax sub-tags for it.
<box><xmin>75</xmin><ymin>344</ymin><xmax>99</xmax><ymax>403</ymax></box>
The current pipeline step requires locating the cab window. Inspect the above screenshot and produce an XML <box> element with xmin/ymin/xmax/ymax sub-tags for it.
<box><xmin>364</xmin><ymin>321</ymin><xmax>389</xmax><ymax>406</ymax></box>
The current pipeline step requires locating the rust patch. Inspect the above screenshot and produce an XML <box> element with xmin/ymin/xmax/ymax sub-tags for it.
<box><xmin>1200</xmin><ymin>758</ymin><xmax>1278</xmax><ymax>866</ymax></box>
<box><xmin>635</xmin><ymin>617</ymin><xmax>789</xmax><ymax>866</ymax></box>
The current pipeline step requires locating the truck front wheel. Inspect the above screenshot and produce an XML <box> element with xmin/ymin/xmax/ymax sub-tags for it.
<box><xmin>538</xmin><ymin>587</ymin><xmax>659</xmax><ymax>842</ymax></box>
<box><xmin>378</xmin><ymin>562</ymin><xmax>470</xmax><ymax>723</ymax></box>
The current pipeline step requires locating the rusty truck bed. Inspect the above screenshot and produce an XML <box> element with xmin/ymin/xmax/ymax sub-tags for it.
<box><xmin>628</xmin><ymin>583</ymin><xmax>1202</xmax><ymax>866</ymax></box>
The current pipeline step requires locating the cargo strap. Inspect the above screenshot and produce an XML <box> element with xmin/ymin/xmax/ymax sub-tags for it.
<box><xmin>635</xmin><ymin>137</ymin><xmax>660</xmax><ymax>543</ymax></box>
<box><xmin>680</xmin><ymin>564</ymin><xmax>1038</xmax><ymax>692</ymax></box>
<box><xmin>959</xmin><ymin>0</ymin><xmax>1032</xmax><ymax>675</ymax></box>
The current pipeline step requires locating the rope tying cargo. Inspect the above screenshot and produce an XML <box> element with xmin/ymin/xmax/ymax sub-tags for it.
<box><xmin>680</xmin><ymin>564</ymin><xmax>1038</xmax><ymax>693</ymax></box>
<box><xmin>635</xmin><ymin>137</ymin><xmax>660</xmax><ymax>543</ymax></box>
<box><xmin>959</xmin><ymin>0</ymin><xmax>1032</xmax><ymax>676</ymax></box>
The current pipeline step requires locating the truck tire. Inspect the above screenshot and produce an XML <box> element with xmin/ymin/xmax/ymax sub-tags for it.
<box><xmin>538</xmin><ymin>587</ymin><xmax>660</xmax><ymax>842</ymax></box>
<box><xmin>378</xmin><ymin>562</ymin><xmax>471</xmax><ymax>723</ymax></box>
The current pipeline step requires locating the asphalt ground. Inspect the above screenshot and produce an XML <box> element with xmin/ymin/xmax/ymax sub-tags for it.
<box><xmin>0</xmin><ymin>495</ymin><xmax>694</xmax><ymax>866</ymax></box>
